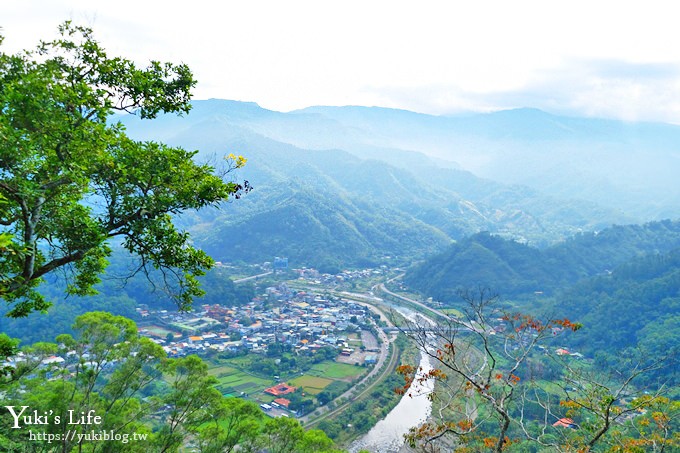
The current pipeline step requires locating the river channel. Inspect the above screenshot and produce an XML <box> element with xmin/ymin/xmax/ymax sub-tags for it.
<box><xmin>349</xmin><ymin>308</ymin><xmax>436</xmax><ymax>453</ymax></box>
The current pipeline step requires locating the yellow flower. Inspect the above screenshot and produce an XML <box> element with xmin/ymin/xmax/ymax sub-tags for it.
<box><xmin>225</xmin><ymin>153</ymin><xmax>247</xmax><ymax>168</ymax></box>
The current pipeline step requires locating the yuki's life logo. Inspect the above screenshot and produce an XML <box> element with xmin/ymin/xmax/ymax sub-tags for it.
<box><xmin>4</xmin><ymin>406</ymin><xmax>102</xmax><ymax>429</ymax></box>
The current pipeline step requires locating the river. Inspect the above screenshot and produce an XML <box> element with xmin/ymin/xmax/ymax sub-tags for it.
<box><xmin>348</xmin><ymin>304</ymin><xmax>436</xmax><ymax>453</ymax></box>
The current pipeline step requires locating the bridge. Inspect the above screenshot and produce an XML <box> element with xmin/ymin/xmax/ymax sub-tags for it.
<box><xmin>382</xmin><ymin>324</ymin><xmax>487</xmax><ymax>335</ymax></box>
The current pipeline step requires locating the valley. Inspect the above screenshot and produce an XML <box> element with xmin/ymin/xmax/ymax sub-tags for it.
<box><xmin>3</xmin><ymin>12</ymin><xmax>680</xmax><ymax>451</ymax></box>
<box><xmin>3</xmin><ymin>97</ymin><xmax>679</xmax><ymax>451</ymax></box>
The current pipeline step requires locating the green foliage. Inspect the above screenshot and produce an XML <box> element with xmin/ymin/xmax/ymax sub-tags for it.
<box><xmin>260</xmin><ymin>416</ymin><xmax>337</xmax><ymax>453</ymax></box>
<box><xmin>398</xmin><ymin>291</ymin><xmax>678</xmax><ymax>452</ymax></box>
<box><xmin>0</xmin><ymin>312</ymin><xmax>162</xmax><ymax>451</ymax></box>
<box><xmin>0</xmin><ymin>248</ymin><xmax>255</xmax><ymax>345</ymax></box>
<box><xmin>406</xmin><ymin>222</ymin><xmax>680</xmax><ymax>385</ymax></box>
<box><xmin>0</xmin><ymin>332</ymin><xmax>18</xmax><ymax>360</ymax></box>
<box><xmin>555</xmin><ymin>248</ymin><xmax>680</xmax><ymax>385</ymax></box>
<box><xmin>0</xmin><ymin>311</ymin><xmax>342</xmax><ymax>452</ymax></box>
<box><xmin>0</xmin><ymin>332</ymin><xmax>19</xmax><ymax>382</ymax></box>
<box><xmin>200</xmin><ymin>184</ymin><xmax>450</xmax><ymax>270</ymax></box>
<box><xmin>0</xmin><ymin>22</ymin><xmax>247</xmax><ymax>317</ymax></box>
<box><xmin>194</xmin><ymin>397</ymin><xmax>262</xmax><ymax>453</ymax></box>
<box><xmin>153</xmin><ymin>355</ymin><xmax>223</xmax><ymax>452</ymax></box>
<box><xmin>406</xmin><ymin>220</ymin><xmax>680</xmax><ymax>301</ymax></box>
<box><xmin>198</xmin><ymin>266</ymin><xmax>256</xmax><ymax>306</ymax></box>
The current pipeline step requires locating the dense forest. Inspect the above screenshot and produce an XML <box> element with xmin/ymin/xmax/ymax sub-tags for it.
<box><xmin>406</xmin><ymin>220</ymin><xmax>680</xmax><ymax>299</ymax></box>
<box><xmin>405</xmin><ymin>220</ymin><xmax>680</xmax><ymax>387</ymax></box>
<box><xmin>558</xmin><ymin>248</ymin><xmax>680</xmax><ymax>386</ymax></box>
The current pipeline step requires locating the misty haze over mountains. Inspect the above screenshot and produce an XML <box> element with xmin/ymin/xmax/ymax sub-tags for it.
<box><xmin>118</xmin><ymin>99</ymin><xmax>680</xmax><ymax>268</ymax></box>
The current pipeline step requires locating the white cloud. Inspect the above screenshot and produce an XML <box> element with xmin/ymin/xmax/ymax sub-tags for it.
<box><xmin>3</xmin><ymin>1</ymin><xmax>680</xmax><ymax>122</ymax></box>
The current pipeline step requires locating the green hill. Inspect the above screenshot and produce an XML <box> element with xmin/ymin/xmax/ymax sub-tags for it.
<box><xmin>199</xmin><ymin>184</ymin><xmax>450</xmax><ymax>271</ymax></box>
<box><xmin>405</xmin><ymin>220</ymin><xmax>680</xmax><ymax>300</ymax></box>
<box><xmin>118</xmin><ymin>99</ymin><xmax>633</xmax><ymax>267</ymax></box>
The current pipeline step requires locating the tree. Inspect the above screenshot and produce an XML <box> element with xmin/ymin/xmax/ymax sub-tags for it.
<box><xmin>0</xmin><ymin>312</ymin><xmax>163</xmax><ymax>451</ymax></box>
<box><xmin>2</xmin><ymin>313</ymin><xmax>320</xmax><ymax>452</ymax></box>
<box><xmin>519</xmin><ymin>351</ymin><xmax>679</xmax><ymax>452</ymax></box>
<box><xmin>0</xmin><ymin>22</ymin><xmax>249</xmax><ymax>317</ymax></box>
<box><xmin>395</xmin><ymin>288</ymin><xmax>675</xmax><ymax>452</ymax></box>
<box><xmin>262</xmin><ymin>416</ymin><xmax>305</xmax><ymax>453</ymax></box>
<box><xmin>154</xmin><ymin>355</ymin><xmax>222</xmax><ymax>453</ymax></box>
<box><xmin>193</xmin><ymin>397</ymin><xmax>263</xmax><ymax>453</ymax></box>
<box><xmin>260</xmin><ymin>416</ymin><xmax>340</xmax><ymax>453</ymax></box>
<box><xmin>297</xmin><ymin>429</ymin><xmax>337</xmax><ymax>453</ymax></box>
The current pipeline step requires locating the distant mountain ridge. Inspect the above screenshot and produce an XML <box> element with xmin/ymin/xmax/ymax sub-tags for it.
<box><xmin>289</xmin><ymin>104</ymin><xmax>680</xmax><ymax>219</ymax></box>
<box><xmin>116</xmin><ymin>99</ymin><xmax>673</xmax><ymax>268</ymax></box>
<box><xmin>124</xmin><ymin>100</ymin><xmax>680</xmax><ymax>213</ymax></box>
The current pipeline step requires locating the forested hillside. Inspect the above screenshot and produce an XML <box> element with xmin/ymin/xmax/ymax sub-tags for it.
<box><xmin>291</xmin><ymin>105</ymin><xmax>680</xmax><ymax>219</ymax></box>
<box><xmin>404</xmin><ymin>220</ymin><xmax>680</xmax><ymax>386</ymax></box>
<box><xmin>558</xmin><ymin>248</ymin><xmax>680</xmax><ymax>386</ymax></box>
<box><xmin>0</xmin><ymin>250</ymin><xmax>255</xmax><ymax>344</ymax></box>
<box><xmin>119</xmin><ymin>100</ymin><xmax>634</xmax><ymax>269</ymax></box>
<box><xmin>405</xmin><ymin>220</ymin><xmax>680</xmax><ymax>299</ymax></box>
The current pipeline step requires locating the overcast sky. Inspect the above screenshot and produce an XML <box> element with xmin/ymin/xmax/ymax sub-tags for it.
<box><xmin>3</xmin><ymin>1</ymin><xmax>680</xmax><ymax>123</ymax></box>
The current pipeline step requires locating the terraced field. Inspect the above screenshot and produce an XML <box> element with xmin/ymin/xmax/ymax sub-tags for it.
<box><xmin>207</xmin><ymin>359</ymin><xmax>367</xmax><ymax>407</ymax></box>
<box><xmin>209</xmin><ymin>364</ymin><xmax>272</xmax><ymax>396</ymax></box>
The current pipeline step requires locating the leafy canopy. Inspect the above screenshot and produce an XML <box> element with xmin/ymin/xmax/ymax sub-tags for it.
<box><xmin>0</xmin><ymin>22</ymin><xmax>248</xmax><ymax>317</ymax></box>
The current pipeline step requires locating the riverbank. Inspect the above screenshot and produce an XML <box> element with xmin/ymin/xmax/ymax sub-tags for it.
<box><xmin>348</xmin><ymin>348</ymin><xmax>433</xmax><ymax>453</ymax></box>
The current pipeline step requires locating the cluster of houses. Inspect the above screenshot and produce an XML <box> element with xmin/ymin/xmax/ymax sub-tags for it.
<box><xmin>291</xmin><ymin>266</ymin><xmax>389</xmax><ymax>285</ymax></box>
<box><xmin>136</xmin><ymin>282</ymin><xmax>375</xmax><ymax>359</ymax></box>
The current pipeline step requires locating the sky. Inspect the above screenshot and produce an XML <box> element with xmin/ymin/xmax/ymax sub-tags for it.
<box><xmin>3</xmin><ymin>1</ymin><xmax>680</xmax><ymax>123</ymax></box>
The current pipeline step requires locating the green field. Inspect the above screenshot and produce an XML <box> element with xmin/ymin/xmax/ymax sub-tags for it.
<box><xmin>208</xmin><ymin>364</ymin><xmax>240</xmax><ymax>378</ymax></box>
<box><xmin>289</xmin><ymin>375</ymin><xmax>334</xmax><ymax>394</ymax></box>
<box><xmin>206</xmin><ymin>357</ymin><xmax>366</xmax><ymax>409</ymax></box>
<box><xmin>309</xmin><ymin>361</ymin><xmax>366</xmax><ymax>380</ymax></box>
<box><xmin>140</xmin><ymin>325</ymin><xmax>178</xmax><ymax>338</ymax></box>
<box><xmin>209</xmin><ymin>364</ymin><xmax>272</xmax><ymax>396</ymax></box>
<box><xmin>440</xmin><ymin>307</ymin><xmax>463</xmax><ymax>317</ymax></box>
<box><xmin>222</xmin><ymin>356</ymin><xmax>251</xmax><ymax>368</ymax></box>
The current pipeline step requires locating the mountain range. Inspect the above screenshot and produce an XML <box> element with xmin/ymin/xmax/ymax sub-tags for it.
<box><xmin>116</xmin><ymin>99</ymin><xmax>679</xmax><ymax>268</ymax></box>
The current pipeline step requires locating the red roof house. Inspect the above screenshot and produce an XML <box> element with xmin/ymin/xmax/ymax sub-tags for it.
<box><xmin>273</xmin><ymin>398</ymin><xmax>291</xmax><ymax>408</ymax></box>
<box><xmin>264</xmin><ymin>383</ymin><xmax>297</xmax><ymax>396</ymax></box>
<box><xmin>552</xmin><ymin>418</ymin><xmax>578</xmax><ymax>429</ymax></box>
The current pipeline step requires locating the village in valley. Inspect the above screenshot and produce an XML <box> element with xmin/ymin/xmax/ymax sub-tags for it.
<box><xmin>134</xmin><ymin>263</ymin><xmax>391</xmax><ymax>418</ymax></box>
<box><xmin>2</xmin><ymin>260</ymin><xmax>592</xmax><ymax>424</ymax></box>
<box><xmin>0</xmin><ymin>257</ymin><xmax>642</xmax><ymax>449</ymax></box>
